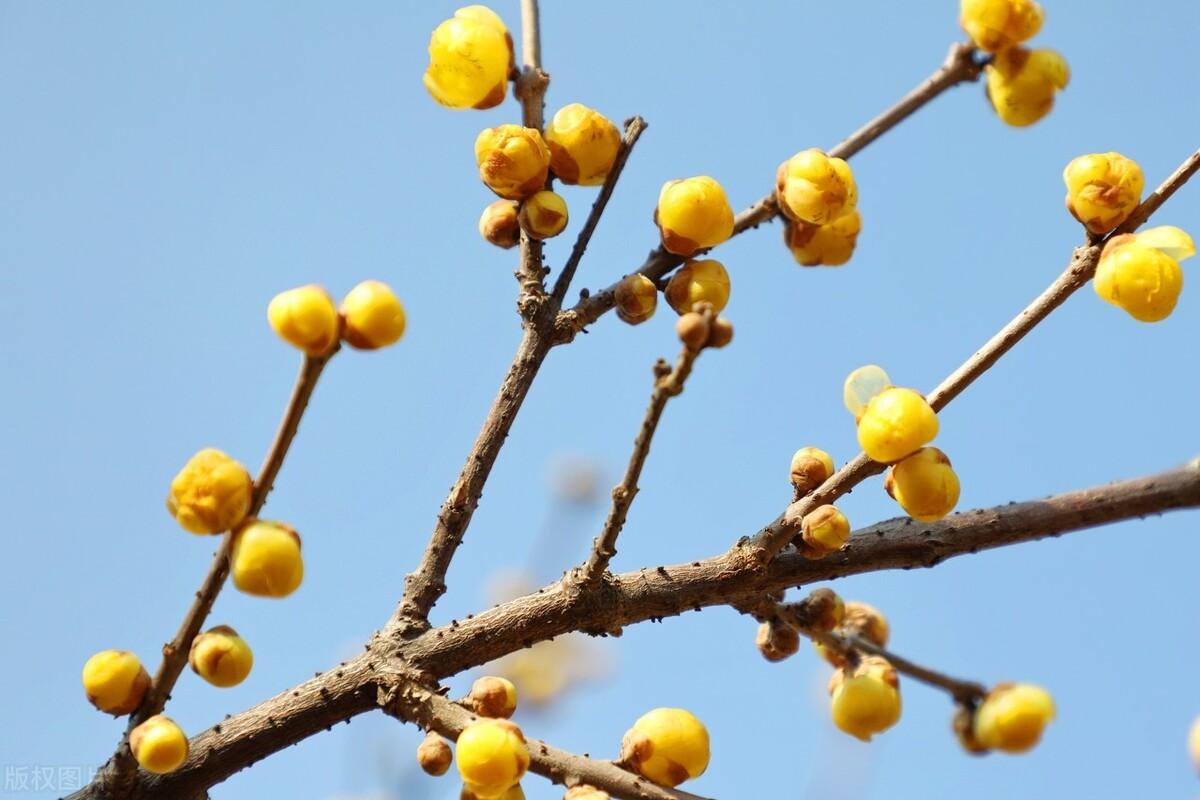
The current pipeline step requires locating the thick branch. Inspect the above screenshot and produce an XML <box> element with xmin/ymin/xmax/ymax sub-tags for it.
<box><xmin>387</xmin><ymin>682</ymin><xmax>712</xmax><ymax>800</ymax></box>
<box><xmin>556</xmin><ymin>42</ymin><xmax>984</xmax><ymax>339</ymax></box>
<box><xmin>578</xmin><ymin>322</ymin><xmax>708</xmax><ymax>585</ymax></box>
<box><xmin>550</xmin><ymin>116</ymin><xmax>648</xmax><ymax>306</ymax></box>
<box><xmin>394</xmin><ymin>326</ymin><xmax>553</xmax><ymax>631</ymax></box>
<box><xmin>760</xmin><ymin>144</ymin><xmax>1200</xmax><ymax>557</ymax></box>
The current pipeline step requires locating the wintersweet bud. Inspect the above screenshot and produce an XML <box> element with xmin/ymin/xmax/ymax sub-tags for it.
<box><xmin>424</xmin><ymin>6</ymin><xmax>513</xmax><ymax>110</ymax></box>
<box><xmin>468</xmin><ymin>676</ymin><xmax>518</xmax><ymax>719</ymax></box>
<box><xmin>614</xmin><ymin>274</ymin><xmax>658</xmax><ymax>325</ymax></box>
<box><xmin>340</xmin><ymin>280</ymin><xmax>406</xmax><ymax>350</ymax></box>
<box><xmin>801</xmin><ymin>505</ymin><xmax>851</xmax><ymax>557</ymax></box>
<box><xmin>1063</xmin><ymin>152</ymin><xmax>1144</xmax><ymax>235</ymax></box>
<box><xmin>884</xmin><ymin>447</ymin><xmax>961</xmax><ymax>522</ymax></box>
<box><xmin>829</xmin><ymin>656</ymin><xmax>902</xmax><ymax>741</ymax></box>
<box><xmin>706</xmin><ymin>317</ymin><xmax>734</xmax><ymax>349</ymax></box>
<box><xmin>675</xmin><ymin>312</ymin><xmax>710</xmax><ymax>351</ymax></box>
<box><xmin>985</xmin><ymin>47</ymin><xmax>1069</xmax><ymax>127</ymax></box>
<box><xmin>475</xmin><ymin>125</ymin><xmax>551</xmax><ymax>200</ymax></box>
<box><xmin>130</xmin><ymin>715</ymin><xmax>189</xmax><ymax>774</ymax></box>
<box><xmin>231</xmin><ymin>520</ymin><xmax>304</xmax><ymax>598</ymax></box>
<box><xmin>267</xmin><ymin>285</ymin><xmax>340</xmax><ymax>356</ymax></box>
<box><xmin>456</xmin><ymin>718</ymin><xmax>530</xmax><ymax>799</ymax></box>
<box><xmin>756</xmin><ymin>619</ymin><xmax>801</xmax><ymax>662</ymax></box>
<box><xmin>655</xmin><ymin>177</ymin><xmax>734</xmax><ymax>257</ymax></box>
<box><xmin>973</xmin><ymin>683</ymin><xmax>1056</xmax><ymax>753</ymax></box>
<box><xmin>188</xmin><ymin>625</ymin><xmax>254</xmax><ymax>688</ymax></box>
<box><xmin>545</xmin><ymin>104</ymin><xmax>620</xmax><ymax>186</ymax></box>
<box><xmin>82</xmin><ymin>650</ymin><xmax>150</xmax><ymax>716</ymax></box>
<box><xmin>790</xmin><ymin>446</ymin><xmax>834</xmax><ymax>495</ymax></box>
<box><xmin>480</xmin><ymin>201</ymin><xmax>521</xmax><ymax>249</ymax></box>
<box><xmin>417</xmin><ymin>731</ymin><xmax>453</xmax><ymax>776</ymax></box>
<box><xmin>166</xmin><ymin>448</ymin><xmax>253</xmax><ymax>535</ymax></box>
<box><xmin>1094</xmin><ymin>226</ymin><xmax>1194</xmax><ymax>322</ymax></box>
<box><xmin>784</xmin><ymin>209</ymin><xmax>862</xmax><ymax>267</ymax></box>
<box><xmin>960</xmin><ymin>0</ymin><xmax>1043</xmax><ymax>53</ymax></box>
<box><xmin>856</xmin><ymin>387</ymin><xmax>939</xmax><ymax>464</ymax></box>
<box><xmin>664</xmin><ymin>259</ymin><xmax>730</xmax><ymax>314</ymax></box>
<box><xmin>518</xmin><ymin>190</ymin><xmax>568</xmax><ymax>240</ymax></box>
<box><xmin>620</xmin><ymin>707</ymin><xmax>710</xmax><ymax>787</ymax></box>
<box><xmin>775</xmin><ymin>149</ymin><xmax>857</xmax><ymax>226</ymax></box>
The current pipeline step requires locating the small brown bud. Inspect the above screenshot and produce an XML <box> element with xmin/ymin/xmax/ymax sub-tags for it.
<box><xmin>614</xmin><ymin>273</ymin><xmax>658</xmax><ymax>325</ymax></box>
<box><xmin>789</xmin><ymin>447</ymin><xmax>834</xmax><ymax>494</ymax></box>
<box><xmin>841</xmin><ymin>601</ymin><xmax>890</xmax><ymax>647</ymax></box>
<box><xmin>468</xmin><ymin>675</ymin><xmax>518</xmax><ymax>719</ymax></box>
<box><xmin>706</xmin><ymin>317</ymin><xmax>734</xmax><ymax>348</ymax></box>
<box><xmin>756</xmin><ymin>620</ymin><xmax>801</xmax><ymax>662</ymax></box>
<box><xmin>675</xmin><ymin>312</ymin><xmax>710</xmax><ymax>351</ymax></box>
<box><xmin>479</xmin><ymin>200</ymin><xmax>521</xmax><ymax>249</ymax></box>
<box><xmin>417</xmin><ymin>731</ymin><xmax>453</xmax><ymax>776</ymax></box>
<box><xmin>805</xmin><ymin>587</ymin><xmax>845</xmax><ymax>632</ymax></box>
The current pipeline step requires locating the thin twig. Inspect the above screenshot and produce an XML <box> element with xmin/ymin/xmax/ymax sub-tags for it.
<box><xmin>106</xmin><ymin>351</ymin><xmax>335</xmax><ymax>791</ymax></box>
<box><xmin>556</xmin><ymin>42</ymin><xmax>985</xmax><ymax>340</ymax></box>
<box><xmin>578</xmin><ymin>311</ymin><xmax>710</xmax><ymax>585</ymax></box>
<box><xmin>550</xmin><ymin>116</ymin><xmax>648</xmax><ymax>306</ymax></box>
<box><xmin>73</xmin><ymin>459</ymin><xmax>1200</xmax><ymax>799</ymax></box>
<box><xmin>513</xmin><ymin>0</ymin><xmax>551</xmax><ymax>313</ymax></box>
<box><xmin>758</xmin><ymin>146</ymin><xmax>1200</xmax><ymax>558</ymax></box>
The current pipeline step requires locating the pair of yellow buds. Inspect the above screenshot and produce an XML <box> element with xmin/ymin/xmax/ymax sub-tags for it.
<box><xmin>268</xmin><ymin>280</ymin><xmax>405</xmax><ymax>356</ymax></box>
<box><xmin>960</xmin><ymin>0</ymin><xmax>1069</xmax><ymax>127</ymax></box>
<box><xmin>776</xmin><ymin>148</ymin><xmax>863</xmax><ymax>267</ymax></box>
<box><xmin>613</xmin><ymin>259</ymin><xmax>734</xmax><ymax>336</ymax></box>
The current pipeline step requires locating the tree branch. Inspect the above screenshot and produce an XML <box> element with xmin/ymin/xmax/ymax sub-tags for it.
<box><xmin>513</xmin><ymin>0</ymin><xmax>550</xmax><ymax>314</ymax></box>
<box><xmin>550</xmin><ymin>116</ymin><xmax>648</xmax><ymax>307</ymax></box>
<box><xmin>386</xmin><ymin>681</ymin><xmax>713</xmax><ymax>800</ymax></box>
<box><xmin>556</xmin><ymin>42</ymin><xmax>985</xmax><ymax>340</ymax></box>
<box><xmin>577</xmin><ymin>316</ymin><xmax>709</xmax><ymax>586</ymax></box>
<box><xmin>758</xmin><ymin>144</ymin><xmax>1200</xmax><ymax>558</ymax></box>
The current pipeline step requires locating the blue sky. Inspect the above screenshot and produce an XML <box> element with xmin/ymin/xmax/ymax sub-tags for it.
<box><xmin>1</xmin><ymin>2</ymin><xmax>1198</xmax><ymax>799</ymax></box>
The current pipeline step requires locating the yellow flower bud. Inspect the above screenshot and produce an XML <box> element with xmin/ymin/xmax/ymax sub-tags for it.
<box><xmin>790</xmin><ymin>446</ymin><xmax>834</xmax><ymax>494</ymax></box>
<box><xmin>267</xmin><ymin>285</ymin><xmax>340</xmax><ymax>356</ymax></box>
<box><xmin>620</xmin><ymin>707</ymin><xmax>710</xmax><ymax>787</ymax></box>
<box><xmin>417</xmin><ymin>731</ymin><xmax>454</xmax><ymax>777</ymax></box>
<box><xmin>973</xmin><ymin>683</ymin><xmax>1055</xmax><ymax>753</ymax></box>
<box><xmin>1063</xmin><ymin>152</ymin><xmax>1144</xmax><ymax>235</ymax></box>
<box><xmin>129</xmin><ymin>714</ymin><xmax>189</xmax><ymax>774</ymax></box>
<box><xmin>166</xmin><ymin>448</ymin><xmax>253</xmax><ymax>535</ymax></box>
<box><xmin>456</xmin><ymin>718</ymin><xmax>530</xmax><ymax>799</ymax></box>
<box><xmin>340</xmin><ymin>280</ymin><xmax>406</xmax><ymax>350</ymax></box>
<box><xmin>959</xmin><ymin>0</ymin><xmax>1043</xmax><ymax>53</ymax></box>
<box><xmin>82</xmin><ymin>650</ymin><xmax>150</xmax><ymax>716</ymax></box>
<box><xmin>188</xmin><ymin>625</ymin><xmax>253</xmax><ymax>688</ymax></box>
<box><xmin>655</xmin><ymin>176</ymin><xmax>734</xmax><ymax>257</ymax></box>
<box><xmin>423</xmin><ymin>6</ymin><xmax>513</xmax><ymax>110</ymax></box>
<box><xmin>564</xmin><ymin>786</ymin><xmax>609</xmax><ymax>800</ymax></box>
<box><xmin>545</xmin><ymin>103</ymin><xmax>621</xmax><ymax>186</ymax></box>
<box><xmin>614</xmin><ymin>273</ymin><xmax>658</xmax><ymax>325</ymax></box>
<box><xmin>1189</xmin><ymin>716</ymin><xmax>1200</xmax><ymax>771</ymax></box>
<box><xmin>480</xmin><ymin>200</ymin><xmax>521</xmax><ymax>249</ymax></box>
<box><xmin>231</xmin><ymin>520</ymin><xmax>304</xmax><ymax>598</ymax></box>
<box><xmin>985</xmin><ymin>47</ymin><xmax>1069</xmax><ymax>127</ymax></box>
<box><xmin>829</xmin><ymin>656</ymin><xmax>902</xmax><ymax>741</ymax></box>
<box><xmin>801</xmin><ymin>505</ymin><xmax>851</xmax><ymax>557</ymax></box>
<box><xmin>884</xmin><ymin>447</ymin><xmax>961</xmax><ymax>522</ymax></box>
<box><xmin>706</xmin><ymin>317</ymin><xmax>734</xmax><ymax>349</ymax></box>
<box><xmin>518</xmin><ymin>190</ymin><xmax>568</xmax><ymax>240</ymax></box>
<box><xmin>856</xmin><ymin>387</ymin><xmax>939</xmax><ymax>464</ymax></box>
<box><xmin>843</xmin><ymin>364</ymin><xmax>891</xmax><ymax>420</ymax></box>
<box><xmin>469</xmin><ymin>676</ymin><xmax>518</xmax><ymax>719</ymax></box>
<box><xmin>1094</xmin><ymin>228</ymin><xmax>1194</xmax><ymax>322</ymax></box>
<box><xmin>462</xmin><ymin>786</ymin><xmax>526</xmax><ymax>800</ymax></box>
<box><xmin>664</xmin><ymin>259</ymin><xmax>730</xmax><ymax>314</ymax></box>
<box><xmin>783</xmin><ymin>209</ymin><xmax>862</xmax><ymax>267</ymax></box>
<box><xmin>776</xmin><ymin>149</ymin><xmax>857</xmax><ymax>226</ymax></box>
<box><xmin>475</xmin><ymin>125</ymin><xmax>551</xmax><ymax>200</ymax></box>
<box><xmin>675</xmin><ymin>312</ymin><xmax>710</xmax><ymax>351</ymax></box>
<box><xmin>756</xmin><ymin>619</ymin><xmax>801</xmax><ymax>662</ymax></box>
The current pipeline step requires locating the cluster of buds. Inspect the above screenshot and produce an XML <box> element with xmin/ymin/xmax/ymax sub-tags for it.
<box><xmin>1063</xmin><ymin>152</ymin><xmax>1144</xmax><ymax>235</ymax></box>
<box><xmin>844</xmin><ymin>364</ymin><xmax>942</xmax><ymax>458</ymax></box>
<box><xmin>775</xmin><ymin>149</ymin><xmax>862</xmax><ymax>267</ymax></box>
<box><xmin>954</xmin><ymin>683</ymin><xmax>1056</xmax><ymax>754</ymax></box>
<box><xmin>655</xmin><ymin>176</ymin><xmax>734</xmax><ymax>257</ymax></box>
<box><xmin>675</xmin><ymin>307</ymin><xmax>734</xmax><ymax>351</ymax></box>
<box><xmin>960</xmin><ymin>0</ymin><xmax>1068</xmax><ymax>127</ymax></box>
<box><xmin>620</xmin><ymin>707</ymin><xmax>710</xmax><ymax>788</ymax></box>
<box><xmin>423</xmin><ymin>6</ymin><xmax>513</xmax><ymax>110</ymax></box>
<box><xmin>456</xmin><ymin>718</ymin><xmax>530</xmax><ymax>799</ymax></box>
<box><xmin>1094</xmin><ymin>225</ymin><xmax>1195</xmax><ymax>322</ymax></box>
<box><xmin>268</xmin><ymin>280</ymin><xmax>407</xmax><ymax>354</ymax></box>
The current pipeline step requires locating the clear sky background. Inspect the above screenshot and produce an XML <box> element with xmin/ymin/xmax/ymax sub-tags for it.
<box><xmin>2</xmin><ymin>2</ymin><xmax>1198</xmax><ymax>799</ymax></box>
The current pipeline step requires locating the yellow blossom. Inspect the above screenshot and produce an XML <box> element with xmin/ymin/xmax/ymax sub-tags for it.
<box><xmin>518</xmin><ymin>190</ymin><xmax>568</xmax><ymax>240</ymax></box>
<box><xmin>476</xmin><ymin>125</ymin><xmax>551</xmax><ymax>200</ymax></box>
<box><xmin>1094</xmin><ymin>227</ymin><xmax>1194</xmax><ymax>322</ymax></box>
<box><xmin>655</xmin><ymin>176</ymin><xmax>734</xmax><ymax>257</ymax></box>
<box><xmin>424</xmin><ymin>6</ymin><xmax>513</xmax><ymax>110</ymax></box>
<box><xmin>776</xmin><ymin>149</ymin><xmax>857</xmax><ymax>226</ymax></box>
<box><xmin>829</xmin><ymin>656</ymin><xmax>902</xmax><ymax>741</ymax></box>
<box><xmin>189</xmin><ymin>625</ymin><xmax>254</xmax><ymax>688</ymax></box>
<box><xmin>801</xmin><ymin>505</ymin><xmax>851</xmax><ymax>557</ymax></box>
<box><xmin>784</xmin><ymin>209</ymin><xmax>862</xmax><ymax>267</ymax></box>
<box><xmin>545</xmin><ymin>103</ymin><xmax>621</xmax><ymax>186</ymax></box>
<box><xmin>973</xmin><ymin>683</ymin><xmax>1055</xmax><ymax>753</ymax></box>
<box><xmin>267</xmin><ymin>285</ymin><xmax>340</xmax><ymax>356</ymax></box>
<box><xmin>130</xmin><ymin>715</ymin><xmax>189</xmax><ymax>774</ymax></box>
<box><xmin>985</xmin><ymin>47</ymin><xmax>1069</xmax><ymax>127</ymax></box>
<box><xmin>664</xmin><ymin>259</ymin><xmax>730</xmax><ymax>314</ymax></box>
<box><xmin>856</xmin><ymin>387</ymin><xmax>939</xmax><ymax>464</ymax></box>
<box><xmin>1063</xmin><ymin>152</ymin><xmax>1144</xmax><ymax>235</ymax></box>
<box><xmin>620</xmin><ymin>708</ymin><xmax>710</xmax><ymax>787</ymax></box>
<box><xmin>884</xmin><ymin>447</ymin><xmax>961</xmax><ymax>522</ymax></box>
<box><xmin>231</xmin><ymin>520</ymin><xmax>304</xmax><ymax>598</ymax></box>
<box><xmin>166</xmin><ymin>448</ymin><xmax>253</xmax><ymax>535</ymax></box>
<box><xmin>340</xmin><ymin>280</ymin><xmax>406</xmax><ymax>350</ymax></box>
<box><xmin>82</xmin><ymin>650</ymin><xmax>149</xmax><ymax>716</ymax></box>
<box><xmin>960</xmin><ymin>0</ymin><xmax>1044</xmax><ymax>52</ymax></box>
<box><xmin>456</xmin><ymin>718</ymin><xmax>530</xmax><ymax>799</ymax></box>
